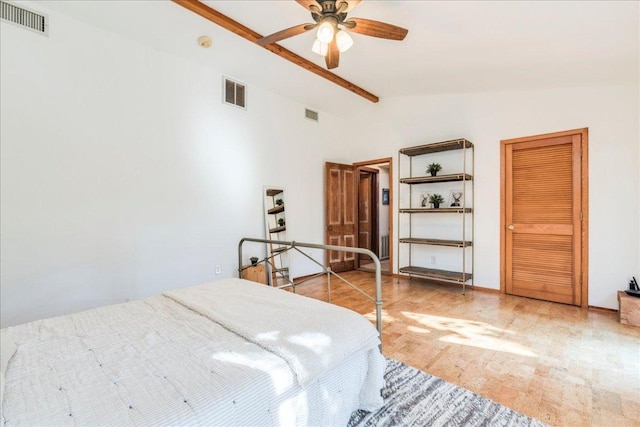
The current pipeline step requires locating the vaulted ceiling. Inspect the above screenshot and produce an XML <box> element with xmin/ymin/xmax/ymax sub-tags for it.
<box><xmin>34</xmin><ymin>1</ymin><xmax>639</xmax><ymax>116</ymax></box>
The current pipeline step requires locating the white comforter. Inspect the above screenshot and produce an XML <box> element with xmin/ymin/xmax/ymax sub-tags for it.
<box><xmin>1</xmin><ymin>278</ymin><xmax>385</xmax><ymax>426</ymax></box>
<box><xmin>164</xmin><ymin>279</ymin><xmax>383</xmax><ymax>387</ymax></box>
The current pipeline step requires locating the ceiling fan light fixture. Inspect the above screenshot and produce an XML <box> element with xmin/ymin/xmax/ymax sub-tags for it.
<box><xmin>312</xmin><ymin>39</ymin><xmax>328</xmax><ymax>56</ymax></box>
<box><xmin>335</xmin><ymin>30</ymin><xmax>353</xmax><ymax>52</ymax></box>
<box><xmin>316</xmin><ymin>20</ymin><xmax>335</xmax><ymax>43</ymax></box>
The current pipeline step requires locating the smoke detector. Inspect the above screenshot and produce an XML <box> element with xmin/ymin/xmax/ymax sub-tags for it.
<box><xmin>198</xmin><ymin>35</ymin><xmax>212</xmax><ymax>48</ymax></box>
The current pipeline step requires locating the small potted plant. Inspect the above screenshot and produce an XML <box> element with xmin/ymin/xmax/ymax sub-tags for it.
<box><xmin>427</xmin><ymin>162</ymin><xmax>442</xmax><ymax>176</ymax></box>
<box><xmin>275</xmin><ymin>199</ymin><xmax>283</xmax><ymax>206</ymax></box>
<box><xmin>278</xmin><ymin>218</ymin><xmax>286</xmax><ymax>226</ymax></box>
<box><xmin>429</xmin><ymin>193</ymin><xmax>445</xmax><ymax>209</ymax></box>
<box><xmin>250</xmin><ymin>256</ymin><xmax>259</xmax><ymax>266</ymax></box>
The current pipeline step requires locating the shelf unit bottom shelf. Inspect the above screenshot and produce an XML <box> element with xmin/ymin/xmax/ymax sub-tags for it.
<box><xmin>399</xmin><ymin>266</ymin><xmax>473</xmax><ymax>284</ymax></box>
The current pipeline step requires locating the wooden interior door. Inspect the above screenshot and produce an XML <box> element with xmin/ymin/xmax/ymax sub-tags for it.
<box><xmin>325</xmin><ymin>162</ymin><xmax>357</xmax><ymax>272</ymax></box>
<box><xmin>358</xmin><ymin>168</ymin><xmax>378</xmax><ymax>262</ymax></box>
<box><xmin>501</xmin><ymin>129</ymin><xmax>588</xmax><ymax>306</ymax></box>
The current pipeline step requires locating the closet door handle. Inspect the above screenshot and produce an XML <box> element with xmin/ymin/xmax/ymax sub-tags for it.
<box><xmin>507</xmin><ymin>224</ymin><xmax>515</xmax><ymax>230</ymax></box>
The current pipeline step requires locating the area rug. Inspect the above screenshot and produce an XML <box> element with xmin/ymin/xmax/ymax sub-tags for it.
<box><xmin>348</xmin><ymin>358</ymin><xmax>546</xmax><ymax>427</ymax></box>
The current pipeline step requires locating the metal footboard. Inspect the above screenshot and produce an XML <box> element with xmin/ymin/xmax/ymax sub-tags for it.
<box><xmin>238</xmin><ymin>237</ymin><xmax>383</xmax><ymax>337</ymax></box>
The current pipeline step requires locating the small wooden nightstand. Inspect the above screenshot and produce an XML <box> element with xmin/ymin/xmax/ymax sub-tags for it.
<box><xmin>618</xmin><ymin>291</ymin><xmax>640</xmax><ymax>326</ymax></box>
<box><xmin>242</xmin><ymin>264</ymin><xmax>267</xmax><ymax>285</ymax></box>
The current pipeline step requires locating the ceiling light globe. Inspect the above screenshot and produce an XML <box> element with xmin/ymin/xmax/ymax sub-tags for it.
<box><xmin>316</xmin><ymin>21</ymin><xmax>335</xmax><ymax>44</ymax></box>
<box><xmin>312</xmin><ymin>39</ymin><xmax>328</xmax><ymax>56</ymax></box>
<box><xmin>335</xmin><ymin>30</ymin><xmax>353</xmax><ymax>52</ymax></box>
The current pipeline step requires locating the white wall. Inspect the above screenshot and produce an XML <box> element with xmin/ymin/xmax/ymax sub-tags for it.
<box><xmin>0</xmin><ymin>7</ymin><xmax>353</xmax><ymax>326</ymax></box>
<box><xmin>346</xmin><ymin>86</ymin><xmax>639</xmax><ymax>309</ymax></box>
<box><xmin>2</xmin><ymin>4</ymin><xmax>637</xmax><ymax>327</ymax></box>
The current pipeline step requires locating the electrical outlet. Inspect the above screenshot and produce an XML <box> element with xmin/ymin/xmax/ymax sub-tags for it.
<box><xmin>215</xmin><ymin>265</ymin><xmax>221</xmax><ymax>274</ymax></box>
<box><xmin>430</xmin><ymin>256</ymin><xmax>436</xmax><ymax>264</ymax></box>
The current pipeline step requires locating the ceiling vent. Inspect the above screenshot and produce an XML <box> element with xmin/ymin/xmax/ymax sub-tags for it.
<box><xmin>305</xmin><ymin>108</ymin><xmax>319</xmax><ymax>122</ymax></box>
<box><xmin>1</xmin><ymin>1</ymin><xmax>48</xmax><ymax>36</ymax></box>
<box><xmin>223</xmin><ymin>77</ymin><xmax>246</xmax><ymax>109</ymax></box>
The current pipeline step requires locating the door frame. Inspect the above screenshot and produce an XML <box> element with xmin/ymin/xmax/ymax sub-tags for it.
<box><xmin>357</xmin><ymin>167</ymin><xmax>379</xmax><ymax>265</ymax></box>
<box><xmin>500</xmin><ymin>128</ymin><xmax>589</xmax><ymax>307</ymax></box>
<box><xmin>353</xmin><ymin>157</ymin><xmax>393</xmax><ymax>275</ymax></box>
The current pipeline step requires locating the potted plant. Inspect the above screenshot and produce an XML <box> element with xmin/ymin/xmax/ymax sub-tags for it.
<box><xmin>275</xmin><ymin>199</ymin><xmax>284</xmax><ymax>206</ymax></box>
<box><xmin>429</xmin><ymin>193</ymin><xmax>445</xmax><ymax>209</ymax></box>
<box><xmin>427</xmin><ymin>162</ymin><xmax>442</xmax><ymax>176</ymax></box>
<box><xmin>250</xmin><ymin>256</ymin><xmax>259</xmax><ymax>266</ymax></box>
<box><xmin>278</xmin><ymin>218</ymin><xmax>286</xmax><ymax>226</ymax></box>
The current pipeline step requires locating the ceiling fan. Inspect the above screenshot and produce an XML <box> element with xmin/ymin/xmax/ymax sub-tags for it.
<box><xmin>256</xmin><ymin>0</ymin><xmax>408</xmax><ymax>70</ymax></box>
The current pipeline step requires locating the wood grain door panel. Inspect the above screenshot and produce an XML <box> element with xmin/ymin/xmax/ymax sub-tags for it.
<box><xmin>511</xmin><ymin>233</ymin><xmax>574</xmax><ymax>303</ymax></box>
<box><xmin>503</xmin><ymin>130</ymin><xmax>587</xmax><ymax>306</ymax></box>
<box><xmin>325</xmin><ymin>162</ymin><xmax>357</xmax><ymax>272</ymax></box>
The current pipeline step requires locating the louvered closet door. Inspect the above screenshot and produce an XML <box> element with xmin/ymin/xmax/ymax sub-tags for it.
<box><xmin>505</xmin><ymin>134</ymin><xmax>582</xmax><ymax>305</ymax></box>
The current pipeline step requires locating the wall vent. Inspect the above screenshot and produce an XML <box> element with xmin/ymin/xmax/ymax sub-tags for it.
<box><xmin>1</xmin><ymin>1</ymin><xmax>48</xmax><ymax>36</ymax></box>
<box><xmin>223</xmin><ymin>77</ymin><xmax>246</xmax><ymax>109</ymax></box>
<box><xmin>305</xmin><ymin>108</ymin><xmax>319</xmax><ymax>122</ymax></box>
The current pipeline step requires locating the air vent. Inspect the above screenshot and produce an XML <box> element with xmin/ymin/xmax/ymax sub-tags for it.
<box><xmin>223</xmin><ymin>77</ymin><xmax>246</xmax><ymax>109</ymax></box>
<box><xmin>305</xmin><ymin>108</ymin><xmax>319</xmax><ymax>122</ymax></box>
<box><xmin>1</xmin><ymin>1</ymin><xmax>48</xmax><ymax>36</ymax></box>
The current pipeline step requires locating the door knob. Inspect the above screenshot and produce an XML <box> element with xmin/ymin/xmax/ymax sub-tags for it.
<box><xmin>507</xmin><ymin>224</ymin><xmax>515</xmax><ymax>230</ymax></box>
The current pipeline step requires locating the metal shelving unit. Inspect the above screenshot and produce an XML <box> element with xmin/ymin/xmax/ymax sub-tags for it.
<box><xmin>264</xmin><ymin>188</ymin><xmax>291</xmax><ymax>287</ymax></box>
<box><xmin>397</xmin><ymin>138</ymin><xmax>474</xmax><ymax>293</ymax></box>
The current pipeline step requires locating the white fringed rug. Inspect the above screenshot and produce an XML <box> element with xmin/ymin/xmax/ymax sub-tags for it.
<box><xmin>348</xmin><ymin>358</ymin><xmax>546</xmax><ymax>427</ymax></box>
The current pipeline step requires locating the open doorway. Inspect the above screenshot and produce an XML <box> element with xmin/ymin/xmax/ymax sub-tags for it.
<box><xmin>323</xmin><ymin>158</ymin><xmax>393</xmax><ymax>275</ymax></box>
<box><xmin>354</xmin><ymin>158</ymin><xmax>392</xmax><ymax>274</ymax></box>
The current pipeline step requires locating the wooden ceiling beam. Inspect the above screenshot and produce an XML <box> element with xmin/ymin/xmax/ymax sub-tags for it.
<box><xmin>171</xmin><ymin>0</ymin><xmax>379</xmax><ymax>103</ymax></box>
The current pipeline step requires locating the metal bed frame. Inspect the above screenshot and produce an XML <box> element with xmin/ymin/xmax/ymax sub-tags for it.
<box><xmin>238</xmin><ymin>237</ymin><xmax>383</xmax><ymax>336</ymax></box>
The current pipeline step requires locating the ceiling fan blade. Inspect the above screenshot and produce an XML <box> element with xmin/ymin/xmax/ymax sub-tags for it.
<box><xmin>345</xmin><ymin>17</ymin><xmax>408</xmax><ymax>40</ymax></box>
<box><xmin>257</xmin><ymin>23</ymin><xmax>316</xmax><ymax>46</ymax></box>
<box><xmin>339</xmin><ymin>0</ymin><xmax>362</xmax><ymax>12</ymax></box>
<box><xmin>296</xmin><ymin>0</ymin><xmax>321</xmax><ymax>12</ymax></box>
<box><xmin>325</xmin><ymin>38</ymin><xmax>339</xmax><ymax>69</ymax></box>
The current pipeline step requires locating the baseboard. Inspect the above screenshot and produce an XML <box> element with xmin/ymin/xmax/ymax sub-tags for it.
<box><xmin>471</xmin><ymin>285</ymin><xmax>501</xmax><ymax>294</ymax></box>
<box><xmin>588</xmin><ymin>305</ymin><xmax>618</xmax><ymax>313</ymax></box>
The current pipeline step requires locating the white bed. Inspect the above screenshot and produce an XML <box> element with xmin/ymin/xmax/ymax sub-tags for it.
<box><xmin>0</xmin><ymin>278</ymin><xmax>385</xmax><ymax>426</ymax></box>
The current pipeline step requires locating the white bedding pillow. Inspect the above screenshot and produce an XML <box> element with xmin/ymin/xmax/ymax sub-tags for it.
<box><xmin>0</xmin><ymin>329</ymin><xmax>18</xmax><ymax>409</ymax></box>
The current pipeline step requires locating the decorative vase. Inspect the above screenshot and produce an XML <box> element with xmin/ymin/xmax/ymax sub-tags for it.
<box><xmin>433</xmin><ymin>202</ymin><xmax>440</xmax><ymax>208</ymax></box>
<box><xmin>430</xmin><ymin>171</ymin><xmax>437</xmax><ymax>177</ymax></box>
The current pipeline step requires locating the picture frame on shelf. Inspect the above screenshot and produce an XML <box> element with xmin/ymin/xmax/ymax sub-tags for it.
<box><xmin>420</xmin><ymin>192</ymin><xmax>433</xmax><ymax>208</ymax></box>
<box><xmin>448</xmin><ymin>190</ymin><xmax>463</xmax><ymax>208</ymax></box>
